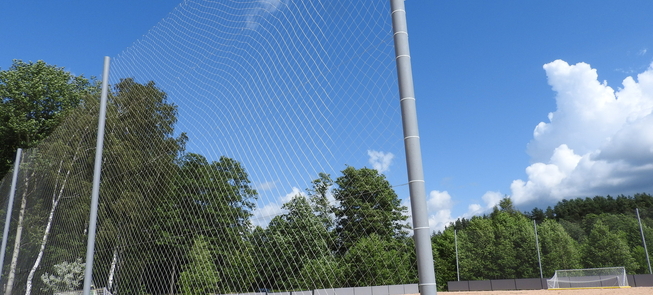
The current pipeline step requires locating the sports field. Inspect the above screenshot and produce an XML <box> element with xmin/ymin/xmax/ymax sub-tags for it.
<box><xmin>436</xmin><ymin>287</ymin><xmax>653</xmax><ymax>294</ymax></box>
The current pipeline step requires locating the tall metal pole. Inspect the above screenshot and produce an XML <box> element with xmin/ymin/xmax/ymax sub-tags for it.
<box><xmin>390</xmin><ymin>1</ymin><xmax>436</xmax><ymax>294</ymax></box>
<box><xmin>636</xmin><ymin>208</ymin><xmax>652</xmax><ymax>274</ymax></box>
<box><xmin>0</xmin><ymin>148</ymin><xmax>23</xmax><ymax>282</ymax></box>
<box><xmin>454</xmin><ymin>230</ymin><xmax>460</xmax><ymax>281</ymax></box>
<box><xmin>534</xmin><ymin>220</ymin><xmax>543</xmax><ymax>279</ymax></box>
<box><xmin>83</xmin><ymin>56</ymin><xmax>111</xmax><ymax>295</ymax></box>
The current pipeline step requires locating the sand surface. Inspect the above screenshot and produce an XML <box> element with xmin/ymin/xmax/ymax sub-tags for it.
<box><xmin>434</xmin><ymin>287</ymin><xmax>653</xmax><ymax>294</ymax></box>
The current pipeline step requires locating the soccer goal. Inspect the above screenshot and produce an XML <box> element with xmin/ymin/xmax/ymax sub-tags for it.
<box><xmin>547</xmin><ymin>267</ymin><xmax>630</xmax><ymax>289</ymax></box>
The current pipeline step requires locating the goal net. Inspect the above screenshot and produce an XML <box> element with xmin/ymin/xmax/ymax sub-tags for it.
<box><xmin>547</xmin><ymin>267</ymin><xmax>629</xmax><ymax>289</ymax></box>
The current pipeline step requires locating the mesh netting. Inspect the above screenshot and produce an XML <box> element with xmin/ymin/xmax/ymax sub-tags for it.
<box><xmin>547</xmin><ymin>267</ymin><xmax>629</xmax><ymax>289</ymax></box>
<box><xmin>0</xmin><ymin>1</ymin><xmax>421</xmax><ymax>294</ymax></box>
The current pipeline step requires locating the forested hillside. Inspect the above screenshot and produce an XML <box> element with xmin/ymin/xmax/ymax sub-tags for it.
<box><xmin>432</xmin><ymin>194</ymin><xmax>653</xmax><ymax>290</ymax></box>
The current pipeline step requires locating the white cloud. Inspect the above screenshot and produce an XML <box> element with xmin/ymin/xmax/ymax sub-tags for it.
<box><xmin>462</xmin><ymin>191</ymin><xmax>503</xmax><ymax>218</ymax></box>
<box><xmin>425</xmin><ymin>191</ymin><xmax>454</xmax><ymax>232</ymax></box>
<box><xmin>255</xmin><ymin>181</ymin><xmax>277</xmax><ymax>191</ymax></box>
<box><xmin>481</xmin><ymin>191</ymin><xmax>503</xmax><ymax>209</ymax></box>
<box><xmin>511</xmin><ymin>60</ymin><xmax>653</xmax><ymax>206</ymax></box>
<box><xmin>427</xmin><ymin>190</ymin><xmax>453</xmax><ymax>211</ymax></box>
<box><xmin>466</xmin><ymin>203</ymin><xmax>484</xmax><ymax>216</ymax></box>
<box><xmin>638</xmin><ymin>48</ymin><xmax>648</xmax><ymax>56</ymax></box>
<box><xmin>367</xmin><ymin>150</ymin><xmax>394</xmax><ymax>174</ymax></box>
<box><xmin>251</xmin><ymin>187</ymin><xmax>304</xmax><ymax>227</ymax></box>
<box><xmin>421</xmin><ymin>190</ymin><xmax>505</xmax><ymax>232</ymax></box>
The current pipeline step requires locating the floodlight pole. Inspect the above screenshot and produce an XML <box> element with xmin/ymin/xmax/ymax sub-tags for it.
<box><xmin>83</xmin><ymin>56</ymin><xmax>111</xmax><ymax>295</ymax></box>
<box><xmin>0</xmin><ymin>148</ymin><xmax>22</xmax><ymax>282</ymax></box>
<box><xmin>534</xmin><ymin>220</ymin><xmax>543</xmax><ymax>279</ymax></box>
<box><xmin>390</xmin><ymin>1</ymin><xmax>437</xmax><ymax>294</ymax></box>
<box><xmin>636</xmin><ymin>208</ymin><xmax>652</xmax><ymax>274</ymax></box>
<box><xmin>454</xmin><ymin>230</ymin><xmax>460</xmax><ymax>281</ymax></box>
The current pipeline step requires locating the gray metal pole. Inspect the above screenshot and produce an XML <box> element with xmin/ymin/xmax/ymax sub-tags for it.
<box><xmin>636</xmin><ymin>208</ymin><xmax>652</xmax><ymax>274</ymax></box>
<box><xmin>534</xmin><ymin>220</ymin><xmax>543</xmax><ymax>279</ymax></box>
<box><xmin>389</xmin><ymin>1</ymin><xmax>437</xmax><ymax>294</ymax></box>
<box><xmin>454</xmin><ymin>230</ymin><xmax>460</xmax><ymax>281</ymax></box>
<box><xmin>0</xmin><ymin>148</ymin><xmax>23</xmax><ymax>282</ymax></box>
<box><xmin>83</xmin><ymin>56</ymin><xmax>111</xmax><ymax>295</ymax></box>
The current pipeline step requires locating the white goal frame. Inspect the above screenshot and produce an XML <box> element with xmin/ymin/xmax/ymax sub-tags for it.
<box><xmin>547</xmin><ymin>267</ymin><xmax>630</xmax><ymax>289</ymax></box>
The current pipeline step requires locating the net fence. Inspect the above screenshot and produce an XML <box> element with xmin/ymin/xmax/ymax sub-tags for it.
<box><xmin>1</xmin><ymin>1</ymin><xmax>419</xmax><ymax>294</ymax></box>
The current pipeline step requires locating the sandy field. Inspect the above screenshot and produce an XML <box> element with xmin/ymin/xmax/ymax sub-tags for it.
<box><xmin>433</xmin><ymin>287</ymin><xmax>653</xmax><ymax>295</ymax></box>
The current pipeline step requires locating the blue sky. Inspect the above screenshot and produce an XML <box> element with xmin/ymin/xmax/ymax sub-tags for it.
<box><xmin>2</xmin><ymin>1</ymin><xmax>653</xmax><ymax>232</ymax></box>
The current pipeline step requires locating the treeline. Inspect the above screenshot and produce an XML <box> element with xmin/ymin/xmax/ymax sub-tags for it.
<box><xmin>0</xmin><ymin>61</ymin><xmax>416</xmax><ymax>295</ymax></box>
<box><xmin>432</xmin><ymin>194</ymin><xmax>653</xmax><ymax>289</ymax></box>
<box><xmin>2</xmin><ymin>60</ymin><xmax>653</xmax><ymax>295</ymax></box>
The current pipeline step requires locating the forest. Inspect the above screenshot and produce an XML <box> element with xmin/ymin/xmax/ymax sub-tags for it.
<box><xmin>1</xmin><ymin>60</ymin><xmax>652</xmax><ymax>294</ymax></box>
<box><xmin>432</xmin><ymin>193</ymin><xmax>653</xmax><ymax>289</ymax></box>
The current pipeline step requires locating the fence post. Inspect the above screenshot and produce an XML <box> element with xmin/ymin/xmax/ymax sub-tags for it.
<box><xmin>0</xmin><ymin>148</ymin><xmax>23</xmax><ymax>282</ymax></box>
<box><xmin>389</xmin><ymin>1</ymin><xmax>437</xmax><ymax>294</ymax></box>
<box><xmin>534</xmin><ymin>220</ymin><xmax>543</xmax><ymax>279</ymax></box>
<box><xmin>637</xmin><ymin>208</ymin><xmax>652</xmax><ymax>274</ymax></box>
<box><xmin>455</xmin><ymin>229</ymin><xmax>460</xmax><ymax>281</ymax></box>
<box><xmin>83</xmin><ymin>56</ymin><xmax>111</xmax><ymax>295</ymax></box>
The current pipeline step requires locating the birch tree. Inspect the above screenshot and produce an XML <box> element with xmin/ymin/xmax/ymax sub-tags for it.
<box><xmin>0</xmin><ymin>60</ymin><xmax>97</xmax><ymax>295</ymax></box>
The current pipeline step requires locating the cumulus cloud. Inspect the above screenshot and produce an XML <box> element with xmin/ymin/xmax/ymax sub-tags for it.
<box><xmin>425</xmin><ymin>190</ymin><xmax>454</xmax><ymax>232</ymax></box>
<box><xmin>462</xmin><ymin>191</ymin><xmax>504</xmax><ymax>217</ymax></box>
<box><xmin>367</xmin><ymin>150</ymin><xmax>394</xmax><ymax>174</ymax></box>
<box><xmin>421</xmin><ymin>190</ymin><xmax>504</xmax><ymax>232</ymax></box>
<box><xmin>252</xmin><ymin>187</ymin><xmax>304</xmax><ymax>227</ymax></box>
<box><xmin>511</xmin><ymin>60</ymin><xmax>653</xmax><ymax>206</ymax></box>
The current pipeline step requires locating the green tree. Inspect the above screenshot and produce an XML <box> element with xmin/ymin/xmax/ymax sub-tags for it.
<box><xmin>538</xmin><ymin>219</ymin><xmax>581</xmax><ymax>277</ymax></box>
<box><xmin>92</xmin><ymin>78</ymin><xmax>186</xmax><ymax>294</ymax></box>
<box><xmin>582</xmin><ymin>220</ymin><xmax>638</xmax><ymax>272</ymax></box>
<box><xmin>431</xmin><ymin>227</ymin><xmax>458</xmax><ymax>291</ymax></box>
<box><xmin>179</xmin><ymin>236</ymin><xmax>220</xmax><ymax>295</ymax></box>
<box><xmin>252</xmin><ymin>194</ymin><xmax>331</xmax><ymax>290</ymax></box>
<box><xmin>307</xmin><ymin>172</ymin><xmax>334</xmax><ymax>230</ymax></box>
<box><xmin>40</xmin><ymin>258</ymin><xmax>85</xmax><ymax>292</ymax></box>
<box><xmin>0</xmin><ymin>60</ymin><xmax>98</xmax><ymax>294</ymax></box>
<box><xmin>292</xmin><ymin>255</ymin><xmax>345</xmax><ymax>290</ymax></box>
<box><xmin>489</xmin><ymin>208</ymin><xmax>539</xmax><ymax>279</ymax></box>
<box><xmin>457</xmin><ymin>217</ymin><xmax>496</xmax><ymax>280</ymax></box>
<box><xmin>341</xmin><ymin>234</ymin><xmax>415</xmax><ymax>286</ymax></box>
<box><xmin>0</xmin><ymin>60</ymin><xmax>99</xmax><ymax>176</ymax></box>
<box><xmin>332</xmin><ymin>166</ymin><xmax>408</xmax><ymax>254</ymax></box>
<box><xmin>23</xmin><ymin>100</ymin><xmax>99</xmax><ymax>295</ymax></box>
<box><xmin>154</xmin><ymin>152</ymin><xmax>257</xmax><ymax>293</ymax></box>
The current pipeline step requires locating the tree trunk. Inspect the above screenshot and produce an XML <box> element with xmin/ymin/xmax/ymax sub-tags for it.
<box><xmin>25</xmin><ymin>197</ymin><xmax>60</xmax><ymax>295</ymax></box>
<box><xmin>169</xmin><ymin>256</ymin><xmax>177</xmax><ymax>295</ymax></box>
<box><xmin>5</xmin><ymin>168</ymin><xmax>32</xmax><ymax>295</ymax></box>
<box><xmin>25</xmin><ymin>159</ymin><xmax>70</xmax><ymax>295</ymax></box>
<box><xmin>26</xmin><ymin>133</ymin><xmax>85</xmax><ymax>295</ymax></box>
<box><xmin>107</xmin><ymin>246</ymin><xmax>118</xmax><ymax>291</ymax></box>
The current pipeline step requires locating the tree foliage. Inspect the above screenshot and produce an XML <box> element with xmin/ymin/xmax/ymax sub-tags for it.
<box><xmin>0</xmin><ymin>60</ymin><xmax>99</xmax><ymax>176</ymax></box>
<box><xmin>179</xmin><ymin>236</ymin><xmax>220</xmax><ymax>295</ymax></box>
<box><xmin>537</xmin><ymin>219</ymin><xmax>581</xmax><ymax>277</ymax></box>
<box><xmin>582</xmin><ymin>220</ymin><xmax>638</xmax><ymax>272</ymax></box>
<box><xmin>333</xmin><ymin>166</ymin><xmax>408</xmax><ymax>254</ymax></box>
<box><xmin>341</xmin><ymin>234</ymin><xmax>415</xmax><ymax>287</ymax></box>
<box><xmin>434</xmin><ymin>194</ymin><xmax>653</xmax><ymax>289</ymax></box>
<box><xmin>40</xmin><ymin>258</ymin><xmax>85</xmax><ymax>292</ymax></box>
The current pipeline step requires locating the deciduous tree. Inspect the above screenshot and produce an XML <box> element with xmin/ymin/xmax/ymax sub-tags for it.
<box><xmin>332</xmin><ymin>166</ymin><xmax>408</xmax><ymax>254</ymax></box>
